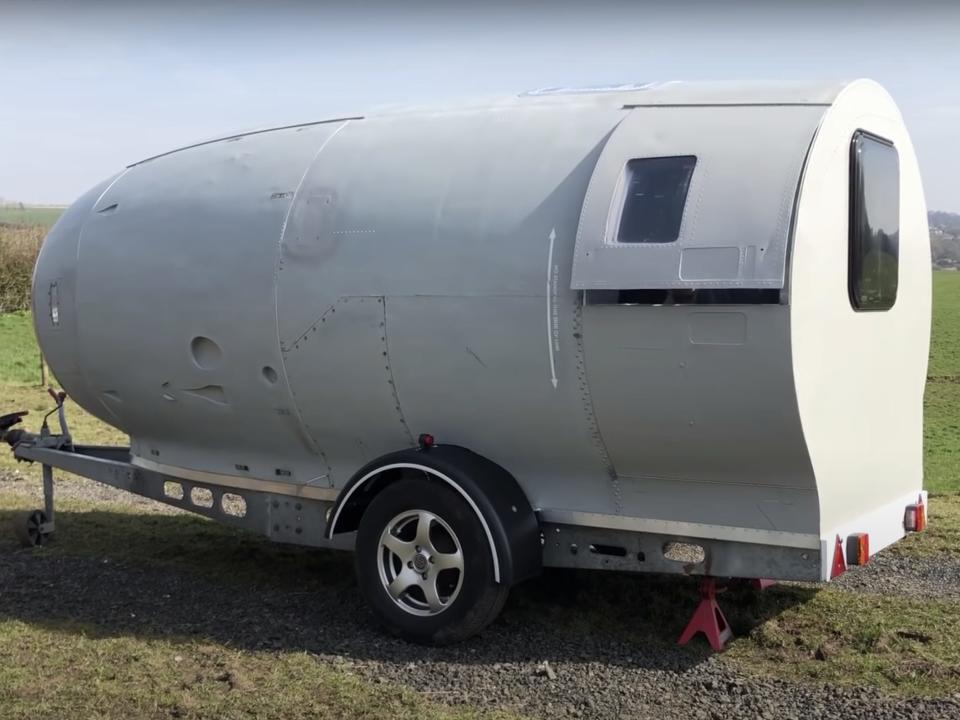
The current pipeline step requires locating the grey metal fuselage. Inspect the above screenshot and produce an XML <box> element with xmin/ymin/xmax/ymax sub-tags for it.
<box><xmin>34</xmin><ymin>84</ymin><xmax>834</xmax><ymax>540</ymax></box>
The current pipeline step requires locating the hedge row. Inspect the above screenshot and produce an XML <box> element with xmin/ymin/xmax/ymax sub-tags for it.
<box><xmin>0</xmin><ymin>225</ymin><xmax>44</xmax><ymax>313</ymax></box>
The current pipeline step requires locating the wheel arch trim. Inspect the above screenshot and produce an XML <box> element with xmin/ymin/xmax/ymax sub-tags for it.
<box><xmin>328</xmin><ymin>461</ymin><xmax>503</xmax><ymax>583</ymax></box>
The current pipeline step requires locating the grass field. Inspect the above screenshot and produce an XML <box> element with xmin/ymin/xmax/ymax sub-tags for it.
<box><xmin>0</xmin><ymin>617</ymin><xmax>516</xmax><ymax>720</ymax></box>
<box><xmin>0</xmin><ymin>273</ymin><xmax>959</xmax><ymax>715</ymax></box>
<box><xmin>0</xmin><ymin>311</ymin><xmax>126</xmax><ymax>478</ymax></box>
<box><xmin>0</xmin><ymin>312</ymin><xmax>42</xmax><ymax>386</ymax></box>
<box><xmin>925</xmin><ymin>272</ymin><xmax>960</xmax><ymax>495</ymax></box>
<box><xmin>0</xmin><ymin>206</ymin><xmax>64</xmax><ymax>228</ymax></box>
<box><xmin>930</xmin><ymin>271</ymin><xmax>960</xmax><ymax>377</ymax></box>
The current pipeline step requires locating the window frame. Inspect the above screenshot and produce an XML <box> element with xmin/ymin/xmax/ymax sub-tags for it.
<box><xmin>848</xmin><ymin>129</ymin><xmax>900</xmax><ymax>312</ymax></box>
<box><xmin>607</xmin><ymin>155</ymin><xmax>697</xmax><ymax>245</ymax></box>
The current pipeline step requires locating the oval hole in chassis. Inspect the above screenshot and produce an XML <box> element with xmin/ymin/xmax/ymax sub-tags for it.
<box><xmin>221</xmin><ymin>493</ymin><xmax>247</xmax><ymax>518</ymax></box>
<box><xmin>589</xmin><ymin>543</ymin><xmax>627</xmax><ymax>557</ymax></box>
<box><xmin>663</xmin><ymin>541</ymin><xmax>706</xmax><ymax>564</ymax></box>
<box><xmin>190</xmin><ymin>487</ymin><xmax>214</xmax><ymax>508</ymax></box>
<box><xmin>163</xmin><ymin>481</ymin><xmax>184</xmax><ymax>500</ymax></box>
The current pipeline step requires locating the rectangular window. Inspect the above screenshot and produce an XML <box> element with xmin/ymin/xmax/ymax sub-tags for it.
<box><xmin>616</xmin><ymin>156</ymin><xmax>696</xmax><ymax>243</ymax></box>
<box><xmin>849</xmin><ymin>131</ymin><xmax>899</xmax><ymax>311</ymax></box>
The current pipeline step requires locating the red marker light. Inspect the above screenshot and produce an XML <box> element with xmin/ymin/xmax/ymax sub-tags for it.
<box><xmin>418</xmin><ymin>433</ymin><xmax>435</xmax><ymax>449</ymax></box>
<box><xmin>905</xmin><ymin>497</ymin><xmax>926</xmax><ymax>533</ymax></box>
<box><xmin>916</xmin><ymin>496</ymin><xmax>927</xmax><ymax>532</ymax></box>
<box><xmin>847</xmin><ymin>533</ymin><xmax>870</xmax><ymax>566</ymax></box>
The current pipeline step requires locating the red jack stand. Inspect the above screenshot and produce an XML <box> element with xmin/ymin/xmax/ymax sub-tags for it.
<box><xmin>677</xmin><ymin>578</ymin><xmax>733</xmax><ymax>652</ymax></box>
<box><xmin>752</xmin><ymin>578</ymin><xmax>776</xmax><ymax>591</ymax></box>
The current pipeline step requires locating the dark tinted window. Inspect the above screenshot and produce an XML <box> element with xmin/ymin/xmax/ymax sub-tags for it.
<box><xmin>617</xmin><ymin>156</ymin><xmax>696</xmax><ymax>243</ymax></box>
<box><xmin>849</xmin><ymin>132</ymin><xmax>899</xmax><ymax>311</ymax></box>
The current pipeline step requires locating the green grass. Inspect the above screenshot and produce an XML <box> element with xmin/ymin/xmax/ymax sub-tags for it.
<box><xmin>892</xmin><ymin>494</ymin><xmax>960</xmax><ymax>559</ymax></box>
<box><xmin>0</xmin><ymin>311</ymin><xmax>43</xmax><ymax>386</ymax></box>
<box><xmin>0</xmin><ymin>619</ymin><xmax>517</xmax><ymax>720</ymax></box>
<box><xmin>925</xmin><ymin>271</ymin><xmax>960</xmax><ymax>495</ymax></box>
<box><xmin>726</xmin><ymin>589</ymin><xmax>960</xmax><ymax>697</ymax></box>
<box><xmin>0</xmin><ymin>385</ymin><xmax>128</xmax><ymax>480</ymax></box>
<box><xmin>0</xmin><ymin>311</ymin><xmax>126</xmax><ymax>476</ymax></box>
<box><xmin>924</xmin><ymin>381</ymin><xmax>960</xmax><ymax>495</ymax></box>
<box><xmin>929</xmin><ymin>271</ymin><xmax>960</xmax><ymax>378</ymax></box>
<box><xmin>0</xmin><ymin>206</ymin><xmax>63</xmax><ymax>228</ymax></box>
<box><xmin>0</xmin><ymin>385</ymin><xmax>126</xmax><ymax>477</ymax></box>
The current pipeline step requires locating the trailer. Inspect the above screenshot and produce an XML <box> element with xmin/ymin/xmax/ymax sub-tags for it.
<box><xmin>4</xmin><ymin>79</ymin><xmax>930</xmax><ymax>649</ymax></box>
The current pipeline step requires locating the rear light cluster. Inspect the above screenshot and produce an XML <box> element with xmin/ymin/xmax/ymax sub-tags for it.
<box><xmin>847</xmin><ymin>533</ymin><xmax>870</xmax><ymax>566</ymax></box>
<box><xmin>904</xmin><ymin>496</ymin><xmax>926</xmax><ymax>532</ymax></box>
<box><xmin>831</xmin><ymin>533</ymin><xmax>872</xmax><ymax>579</ymax></box>
<box><xmin>831</xmin><ymin>496</ymin><xmax>926</xmax><ymax>581</ymax></box>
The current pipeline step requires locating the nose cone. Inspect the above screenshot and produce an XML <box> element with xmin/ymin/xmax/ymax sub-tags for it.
<box><xmin>32</xmin><ymin>174</ymin><xmax>120</xmax><ymax>417</ymax></box>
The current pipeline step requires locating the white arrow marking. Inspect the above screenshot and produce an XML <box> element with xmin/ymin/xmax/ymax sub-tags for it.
<box><xmin>546</xmin><ymin>228</ymin><xmax>558</xmax><ymax>389</ymax></box>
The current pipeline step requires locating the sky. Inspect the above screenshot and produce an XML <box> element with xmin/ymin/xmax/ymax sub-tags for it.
<box><xmin>2</xmin><ymin>1</ymin><xmax>960</xmax><ymax>211</ymax></box>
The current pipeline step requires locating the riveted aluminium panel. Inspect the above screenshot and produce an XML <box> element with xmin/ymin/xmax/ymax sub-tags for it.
<box><xmin>581</xmin><ymin>303</ymin><xmax>817</xmax><ymax>533</ymax></box>
<box><xmin>274</xmin><ymin>102</ymin><xmax>627</xmax><ymax>326</ymax></box>
<box><xmin>571</xmin><ymin>104</ymin><xmax>827</xmax><ymax>290</ymax></box>
<box><xmin>281</xmin><ymin>295</ymin><xmax>414</xmax><ymax>481</ymax></box>
<box><xmin>70</xmin><ymin>122</ymin><xmax>345</xmax><ymax>483</ymax></box>
<box><xmin>273</xmin><ymin>101</ymin><xmax>627</xmax><ymax>496</ymax></box>
<box><xmin>384</xmin><ymin>295</ymin><xmax>620</xmax><ymax>516</ymax></box>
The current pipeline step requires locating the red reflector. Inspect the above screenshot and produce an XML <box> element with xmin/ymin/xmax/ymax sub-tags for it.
<box><xmin>830</xmin><ymin>534</ymin><xmax>846</xmax><ymax>578</ymax></box>
<box><xmin>418</xmin><ymin>433</ymin><xmax>435</xmax><ymax>449</ymax></box>
<box><xmin>847</xmin><ymin>533</ymin><xmax>870</xmax><ymax>565</ymax></box>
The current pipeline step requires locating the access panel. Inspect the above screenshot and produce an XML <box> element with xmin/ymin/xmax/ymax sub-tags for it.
<box><xmin>571</xmin><ymin>105</ymin><xmax>827</xmax><ymax>290</ymax></box>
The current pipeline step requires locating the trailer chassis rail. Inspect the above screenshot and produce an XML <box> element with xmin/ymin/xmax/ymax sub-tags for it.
<box><xmin>9</xmin><ymin>443</ymin><xmax>350</xmax><ymax>551</ymax></box>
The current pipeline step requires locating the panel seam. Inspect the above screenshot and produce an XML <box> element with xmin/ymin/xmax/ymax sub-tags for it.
<box><xmin>381</xmin><ymin>297</ymin><xmax>415</xmax><ymax>446</ymax></box>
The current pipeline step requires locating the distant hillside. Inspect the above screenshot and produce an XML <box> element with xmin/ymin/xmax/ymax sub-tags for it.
<box><xmin>930</xmin><ymin>210</ymin><xmax>960</xmax><ymax>235</ymax></box>
<box><xmin>930</xmin><ymin>211</ymin><xmax>960</xmax><ymax>268</ymax></box>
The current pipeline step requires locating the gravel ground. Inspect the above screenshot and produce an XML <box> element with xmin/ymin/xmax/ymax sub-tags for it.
<box><xmin>829</xmin><ymin>551</ymin><xmax>960</xmax><ymax>600</ymax></box>
<box><xmin>0</xmin><ymin>469</ymin><xmax>181</xmax><ymax>512</ymax></box>
<box><xmin>2</xmin><ymin>471</ymin><xmax>960</xmax><ymax>719</ymax></box>
<box><xmin>2</xmin><ymin>549</ymin><xmax>959</xmax><ymax>720</ymax></box>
